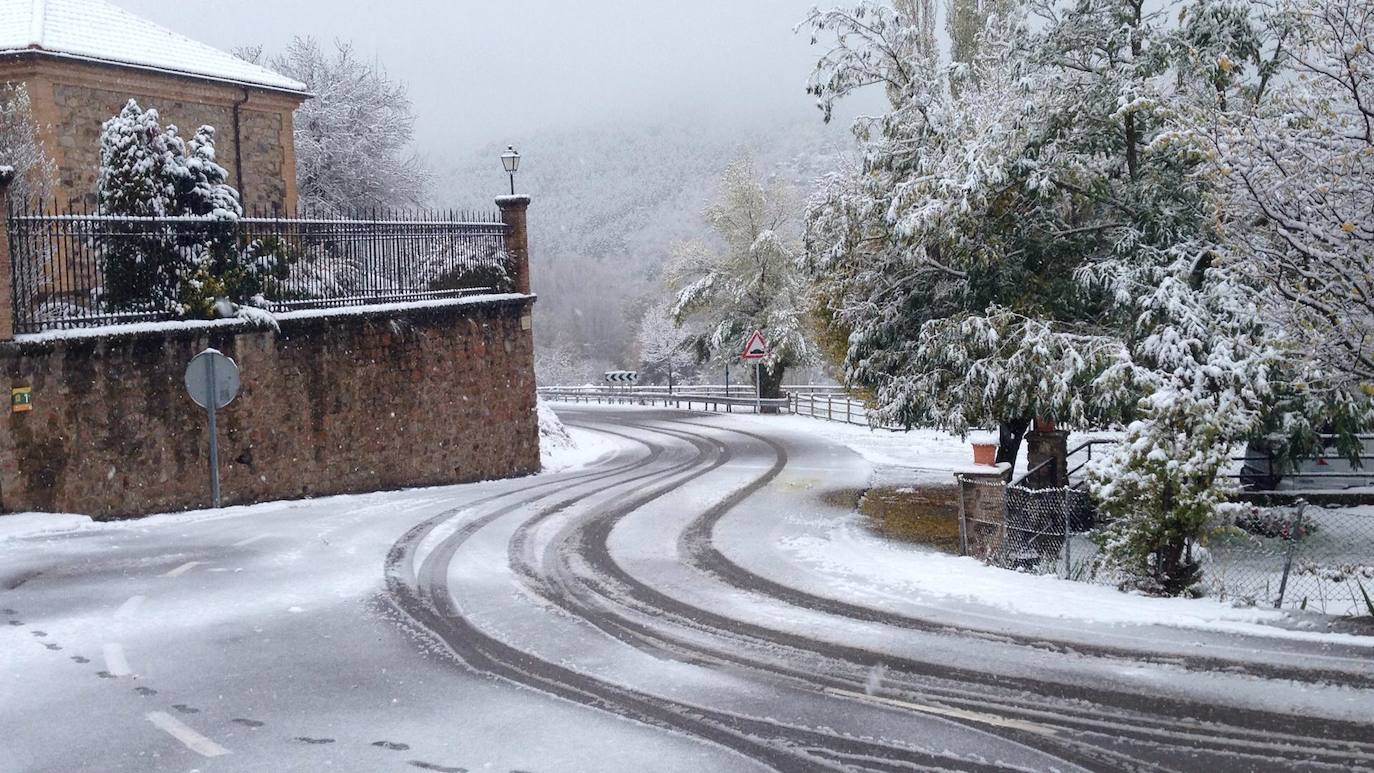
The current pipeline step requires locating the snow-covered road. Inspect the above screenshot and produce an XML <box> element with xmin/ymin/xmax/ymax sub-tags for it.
<box><xmin>2</xmin><ymin>405</ymin><xmax>1372</xmax><ymax>772</ymax></box>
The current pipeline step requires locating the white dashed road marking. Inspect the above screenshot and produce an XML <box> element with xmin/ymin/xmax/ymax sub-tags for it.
<box><xmin>232</xmin><ymin>534</ymin><xmax>270</xmax><ymax>548</ymax></box>
<box><xmin>163</xmin><ymin>561</ymin><xmax>204</xmax><ymax>578</ymax></box>
<box><xmin>114</xmin><ymin>595</ymin><xmax>145</xmax><ymax>620</ymax></box>
<box><xmin>102</xmin><ymin>643</ymin><xmax>133</xmax><ymax>677</ymax></box>
<box><xmin>145</xmin><ymin>712</ymin><xmax>230</xmax><ymax>757</ymax></box>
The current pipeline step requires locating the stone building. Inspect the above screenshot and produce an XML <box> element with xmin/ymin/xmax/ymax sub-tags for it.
<box><xmin>0</xmin><ymin>0</ymin><xmax>308</xmax><ymax>212</ymax></box>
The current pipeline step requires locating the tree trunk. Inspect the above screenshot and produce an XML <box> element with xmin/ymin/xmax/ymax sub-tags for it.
<box><xmin>757</xmin><ymin>363</ymin><xmax>786</xmax><ymax>413</ymax></box>
<box><xmin>996</xmin><ymin>416</ymin><xmax>1032</xmax><ymax>468</ymax></box>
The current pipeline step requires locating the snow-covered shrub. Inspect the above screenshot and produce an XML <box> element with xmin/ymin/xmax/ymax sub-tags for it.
<box><xmin>97</xmin><ymin>100</ymin><xmax>288</xmax><ymax>318</ymax></box>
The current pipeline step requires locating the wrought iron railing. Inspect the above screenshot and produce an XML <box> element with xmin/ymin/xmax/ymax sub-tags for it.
<box><xmin>4</xmin><ymin>206</ymin><xmax>512</xmax><ymax>334</ymax></box>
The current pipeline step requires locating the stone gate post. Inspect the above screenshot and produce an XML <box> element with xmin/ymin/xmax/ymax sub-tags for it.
<box><xmin>0</xmin><ymin>167</ymin><xmax>14</xmax><ymax>341</ymax></box>
<box><xmin>496</xmin><ymin>195</ymin><xmax>532</xmax><ymax>295</ymax></box>
<box><xmin>1025</xmin><ymin>424</ymin><xmax>1070</xmax><ymax>489</ymax></box>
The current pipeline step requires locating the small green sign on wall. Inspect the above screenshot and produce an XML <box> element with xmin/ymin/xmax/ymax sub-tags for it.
<box><xmin>11</xmin><ymin>387</ymin><xmax>32</xmax><ymax>413</ymax></box>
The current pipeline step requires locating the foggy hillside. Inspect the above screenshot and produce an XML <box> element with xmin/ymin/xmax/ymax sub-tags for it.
<box><xmin>434</xmin><ymin>115</ymin><xmax>852</xmax><ymax>382</ymax></box>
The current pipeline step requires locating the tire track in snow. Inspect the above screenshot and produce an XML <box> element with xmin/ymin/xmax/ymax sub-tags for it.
<box><xmin>539</xmin><ymin>413</ymin><xmax>1374</xmax><ymax>771</ymax></box>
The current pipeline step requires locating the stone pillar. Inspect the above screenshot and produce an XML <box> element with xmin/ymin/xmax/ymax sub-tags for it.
<box><xmin>956</xmin><ymin>463</ymin><xmax>1011</xmax><ymax>557</ymax></box>
<box><xmin>496</xmin><ymin>195</ymin><xmax>532</xmax><ymax>295</ymax></box>
<box><xmin>1026</xmin><ymin>429</ymin><xmax>1070</xmax><ymax>489</ymax></box>
<box><xmin>0</xmin><ymin>167</ymin><xmax>14</xmax><ymax>341</ymax></box>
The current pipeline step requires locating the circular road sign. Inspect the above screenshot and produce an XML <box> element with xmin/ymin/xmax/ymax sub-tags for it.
<box><xmin>185</xmin><ymin>349</ymin><xmax>241</xmax><ymax>410</ymax></box>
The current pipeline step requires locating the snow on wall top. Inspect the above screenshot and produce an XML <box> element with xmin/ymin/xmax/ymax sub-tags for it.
<box><xmin>0</xmin><ymin>0</ymin><xmax>307</xmax><ymax>94</ymax></box>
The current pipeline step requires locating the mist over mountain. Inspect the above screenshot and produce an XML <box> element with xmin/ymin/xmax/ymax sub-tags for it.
<box><xmin>435</xmin><ymin>115</ymin><xmax>853</xmax><ymax>381</ymax></box>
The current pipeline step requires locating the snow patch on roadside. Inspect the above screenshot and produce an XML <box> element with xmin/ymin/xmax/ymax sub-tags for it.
<box><xmin>0</xmin><ymin>512</ymin><xmax>95</xmax><ymax>542</ymax></box>
<box><xmin>539</xmin><ymin>401</ymin><xmax>620</xmax><ymax>473</ymax></box>
<box><xmin>780</xmin><ymin>517</ymin><xmax>1374</xmax><ymax>646</ymax></box>
<box><xmin>735</xmin><ymin>413</ymin><xmax>1025</xmax><ymax>482</ymax></box>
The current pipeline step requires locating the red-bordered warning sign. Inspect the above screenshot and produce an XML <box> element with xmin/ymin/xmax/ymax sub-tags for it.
<box><xmin>741</xmin><ymin>330</ymin><xmax>769</xmax><ymax>361</ymax></box>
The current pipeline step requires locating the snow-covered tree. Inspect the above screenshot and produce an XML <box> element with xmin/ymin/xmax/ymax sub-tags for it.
<box><xmin>669</xmin><ymin>157</ymin><xmax>817</xmax><ymax>398</ymax></box>
<box><xmin>98</xmin><ymin>100</ymin><xmax>285</xmax><ymax>317</ymax></box>
<box><xmin>0</xmin><ymin>83</ymin><xmax>55</xmax><ymax>204</ymax></box>
<box><xmin>946</xmin><ymin>0</ymin><xmax>1016</xmax><ymax>63</ymax></box>
<box><xmin>635</xmin><ymin>301</ymin><xmax>695</xmax><ymax>390</ymax></box>
<box><xmin>803</xmin><ymin>0</ymin><xmax>1369</xmax><ymax>594</ymax></box>
<box><xmin>1202</xmin><ymin>0</ymin><xmax>1374</xmax><ymax>385</ymax></box>
<box><xmin>242</xmin><ymin>38</ymin><xmax>429</xmax><ymax>214</ymax></box>
<box><xmin>801</xmin><ymin>3</ymin><xmax>1131</xmax><ymax>462</ymax></box>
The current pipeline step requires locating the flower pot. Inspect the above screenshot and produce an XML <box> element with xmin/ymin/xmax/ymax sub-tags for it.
<box><xmin>972</xmin><ymin>442</ymin><xmax>998</xmax><ymax>466</ymax></box>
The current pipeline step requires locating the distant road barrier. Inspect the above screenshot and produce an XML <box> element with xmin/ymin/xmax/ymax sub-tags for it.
<box><xmin>538</xmin><ymin>385</ymin><xmax>889</xmax><ymax>427</ymax></box>
<box><xmin>538</xmin><ymin>387</ymin><xmax>789</xmax><ymax>414</ymax></box>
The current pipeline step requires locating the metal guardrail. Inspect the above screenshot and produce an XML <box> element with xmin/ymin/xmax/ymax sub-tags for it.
<box><xmin>538</xmin><ymin>388</ymin><xmax>790</xmax><ymax>414</ymax></box>
<box><xmin>542</xmin><ymin>384</ymin><xmax>846</xmax><ymax>396</ymax></box>
<box><xmin>539</xmin><ymin>385</ymin><xmax>891</xmax><ymax>426</ymax></box>
<box><xmin>787</xmin><ymin>391</ymin><xmax>890</xmax><ymax>427</ymax></box>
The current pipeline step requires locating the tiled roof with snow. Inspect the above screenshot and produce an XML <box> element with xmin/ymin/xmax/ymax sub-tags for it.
<box><xmin>0</xmin><ymin>0</ymin><xmax>307</xmax><ymax>94</ymax></box>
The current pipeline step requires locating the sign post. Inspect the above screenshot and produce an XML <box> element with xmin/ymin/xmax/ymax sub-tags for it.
<box><xmin>740</xmin><ymin>331</ymin><xmax>769</xmax><ymax>414</ymax></box>
<box><xmin>185</xmin><ymin>349</ymin><xmax>241</xmax><ymax>508</ymax></box>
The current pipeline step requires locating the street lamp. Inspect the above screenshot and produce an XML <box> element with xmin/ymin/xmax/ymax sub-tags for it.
<box><xmin>500</xmin><ymin>145</ymin><xmax>521</xmax><ymax>195</ymax></box>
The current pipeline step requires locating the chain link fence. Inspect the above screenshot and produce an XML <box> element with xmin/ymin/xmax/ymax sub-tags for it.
<box><xmin>1204</xmin><ymin>504</ymin><xmax>1374</xmax><ymax>615</ymax></box>
<box><xmin>959</xmin><ymin>479</ymin><xmax>1374</xmax><ymax>615</ymax></box>
<box><xmin>958</xmin><ymin>481</ymin><xmax>1095</xmax><ymax>578</ymax></box>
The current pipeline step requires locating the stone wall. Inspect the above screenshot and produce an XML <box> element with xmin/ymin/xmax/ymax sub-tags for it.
<box><xmin>0</xmin><ymin>296</ymin><xmax>539</xmax><ymax>518</ymax></box>
<box><xmin>2</xmin><ymin>56</ymin><xmax>302</xmax><ymax>213</ymax></box>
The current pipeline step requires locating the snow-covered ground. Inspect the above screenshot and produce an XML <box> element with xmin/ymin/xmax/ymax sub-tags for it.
<box><xmin>719</xmin><ymin>409</ymin><xmax>1374</xmax><ymax>640</ymax></box>
<box><xmin>0</xmin><ymin>512</ymin><xmax>95</xmax><ymax>542</ymax></box>
<box><xmin>777</xmin><ymin>515</ymin><xmax>1373</xmax><ymax>646</ymax></box>
<box><xmin>731</xmin><ymin>413</ymin><xmax>1025</xmax><ymax>484</ymax></box>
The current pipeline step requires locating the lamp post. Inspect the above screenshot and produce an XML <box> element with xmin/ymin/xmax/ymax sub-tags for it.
<box><xmin>500</xmin><ymin>145</ymin><xmax>521</xmax><ymax>195</ymax></box>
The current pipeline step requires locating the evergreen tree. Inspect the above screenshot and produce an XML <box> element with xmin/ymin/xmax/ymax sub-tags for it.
<box><xmin>98</xmin><ymin>100</ymin><xmax>285</xmax><ymax>318</ymax></box>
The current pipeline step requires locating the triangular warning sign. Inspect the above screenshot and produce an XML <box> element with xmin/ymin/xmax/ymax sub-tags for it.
<box><xmin>741</xmin><ymin>330</ymin><xmax>769</xmax><ymax>360</ymax></box>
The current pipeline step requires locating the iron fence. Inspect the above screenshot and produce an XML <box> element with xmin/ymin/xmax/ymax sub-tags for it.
<box><xmin>5</xmin><ymin>206</ymin><xmax>511</xmax><ymax>333</ymax></box>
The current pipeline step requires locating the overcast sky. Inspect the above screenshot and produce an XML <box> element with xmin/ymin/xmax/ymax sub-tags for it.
<box><xmin>117</xmin><ymin>0</ymin><xmax>839</xmax><ymax>153</ymax></box>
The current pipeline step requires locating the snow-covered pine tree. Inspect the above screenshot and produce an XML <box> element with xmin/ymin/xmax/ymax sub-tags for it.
<box><xmin>98</xmin><ymin>100</ymin><xmax>282</xmax><ymax>318</ymax></box>
<box><xmin>98</xmin><ymin>100</ymin><xmax>185</xmax><ymax>312</ymax></box>
<box><xmin>668</xmin><ymin>157</ymin><xmax>817</xmax><ymax>398</ymax></box>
